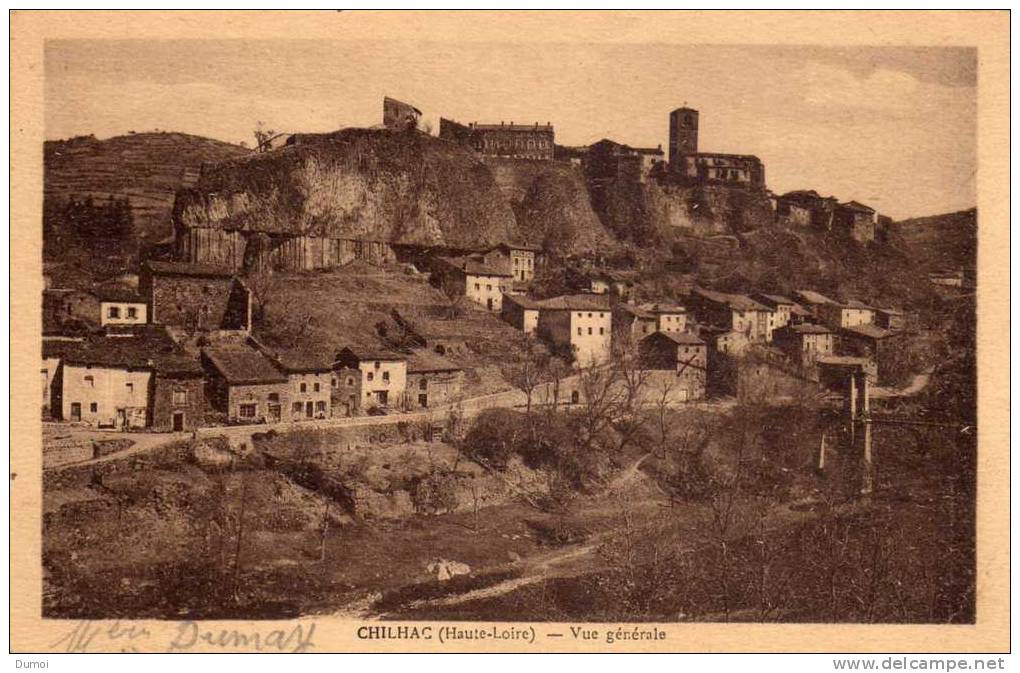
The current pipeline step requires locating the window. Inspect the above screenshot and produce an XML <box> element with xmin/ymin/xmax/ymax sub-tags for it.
<box><xmin>108</xmin><ymin>306</ymin><xmax>120</xmax><ymax>319</ymax></box>
<box><xmin>382</xmin><ymin>371</ymin><xmax>390</xmax><ymax>383</ymax></box>
<box><xmin>419</xmin><ymin>379</ymin><xmax>427</xmax><ymax>390</ymax></box>
<box><xmin>486</xmin><ymin>284</ymin><xmax>492</xmax><ymax>291</ymax></box>
<box><xmin>300</xmin><ymin>383</ymin><xmax>307</xmax><ymax>393</ymax></box>
<box><xmin>475</xmin><ymin>283</ymin><xmax>481</xmax><ymax>291</ymax></box>
<box><xmin>315</xmin><ymin>401</ymin><xmax>326</xmax><ymax>413</ymax></box>
<box><xmin>292</xmin><ymin>402</ymin><xmax>303</xmax><ymax>413</ymax></box>
<box><xmin>313</xmin><ymin>382</ymin><xmax>320</xmax><ymax>392</ymax></box>
<box><xmin>374</xmin><ymin>361</ymin><xmax>380</xmax><ymax>368</ymax></box>
<box><xmin>125</xmin><ymin>382</ymin><xmax>134</xmax><ymax>394</ymax></box>
<box><xmin>267</xmin><ymin>392</ymin><xmax>279</xmax><ymax>403</ymax></box>
<box><xmin>89</xmin><ymin>402</ymin><xmax>98</xmax><ymax>413</ymax></box>
<box><xmin>599</xmin><ymin>327</ymin><xmax>604</xmax><ymax>335</ymax></box>
<box><xmin>588</xmin><ymin>327</ymin><xmax>592</xmax><ymax>335</ymax></box>
<box><xmin>347</xmin><ymin>377</ymin><xmax>354</xmax><ymax>386</ymax></box>
<box><xmin>367</xmin><ymin>372</ymin><xmax>374</xmax><ymax>382</ymax></box>
<box><xmin>127</xmin><ymin>307</ymin><xmax>137</xmax><ymax>319</ymax></box>
<box><xmin>588</xmin><ymin>312</ymin><xmax>592</xmax><ymax>318</ymax></box>
<box><xmin>239</xmin><ymin>403</ymin><xmax>256</xmax><ymax>418</ymax></box>
<box><xmin>577</xmin><ymin>327</ymin><xmax>582</xmax><ymax>336</ymax></box>
<box><xmin>331</xmin><ymin>378</ymin><xmax>337</xmax><ymax>388</ymax></box>
<box><xmin>84</xmin><ymin>375</ymin><xmax>94</xmax><ymax>387</ymax></box>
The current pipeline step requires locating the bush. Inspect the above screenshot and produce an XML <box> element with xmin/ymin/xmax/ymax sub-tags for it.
<box><xmin>411</xmin><ymin>471</ymin><xmax>460</xmax><ymax>515</ymax></box>
<box><xmin>462</xmin><ymin>409</ymin><xmax>526</xmax><ymax>470</ymax></box>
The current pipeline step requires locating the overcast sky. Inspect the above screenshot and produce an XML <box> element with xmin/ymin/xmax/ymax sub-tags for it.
<box><xmin>45</xmin><ymin>40</ymin><xmax>975</xmax><ymax>219</ymax></box>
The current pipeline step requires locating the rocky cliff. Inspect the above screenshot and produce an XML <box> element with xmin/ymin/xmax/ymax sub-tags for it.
<box><xmin>174</xmin><ymin>129</ymin><xmax>519</xmax><ymax>249</ymax></box>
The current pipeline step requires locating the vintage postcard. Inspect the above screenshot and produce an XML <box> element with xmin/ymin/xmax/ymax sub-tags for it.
<box><xmin>10</xmin><ymin>10</ymin><xmax>1010</xmax><ymax>654</ymax></box>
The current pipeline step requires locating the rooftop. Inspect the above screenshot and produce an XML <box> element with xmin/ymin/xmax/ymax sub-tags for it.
<box><xmin>93</xmin><ymin>283</ymin><xmax>144</xmax><ymax>303</ymax></box>
<box><xmin>439</xmin><ymin>255</ymin><xmax>512</xmax><ymax>278</ymax></box>
<box><xmin>817</xmin><ymin>355</ymin><xmax>873</xmax><ymax>368</ymax></box>
<box><xmin>203</xmin><ymin>345</ymin><xmax>287</xmax><ymax>385</ymax></box>
<box><xmin>841</xmin><ymin>324</ymin><xmax>898</xmax><ymax>340</ymax></box>
<box><xmin>338</xmin><ymin>345</ymin><xmax>408</xmax><ymax>362</ymax></box>
<box><xmin>793</xmin><ymin>289</ymin><xmax>837</xmax><ymax>305</ymax></box>
<box><xmin>503</xmin><ymin>294</ymin><xmax>544</xmax><ymax>310</ymax></box>
<box><xmin>778</xmin><ymin>323</ymin><xmax>832</xmax><ymax>336</ymax></box>
<box><xmin>840</xmin><ymin>200</ymin><xmax>876</xmax><ymax>213</ymax></box>
<box><xmin>752</xmin><ymin>292</ymin><xmax>795</xmax><ymax>306</ymax></box>
<box><xmin>694</xmin><ymin>288</ymin><xmax>770</xmax><ymax>312</ymax></box>
<box><xmin>642</xmin><ymin>331</ymin><xmax>705</xmax><ymax>346</ymax></box>
<box><xmin>841</xmin><ymin>299</ymin><xmax>875</xmax><ymax>310</ymax></box>
<box><xmin>407</xmin><ymin>349</ymin><xmax>462</xmax><ymax>373</ymax></box>
<box><xmin>537</xmin><ymin>294</ymin><xmax>612</xmax><ymax>311</ymax></box>
<box><xmin>58</xmin><ymin>325</ymin><xmax>202</xmax><ymax>375</ymax></box>
<box><xmin>470</xmin><ymin>122</ymin><xmax>554</xmax><ymax>133</ymax></box>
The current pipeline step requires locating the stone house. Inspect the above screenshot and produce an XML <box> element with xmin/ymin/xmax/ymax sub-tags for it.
<box><xmin>201</xmin><ymin>344</ymin><xmax>289</xmax><ymax>423</ymax></box>
<box><xmin>772</xmin><ymin>323</ymin><xmax>835</xmax><ymax>368</ymax></box>
<box><xmin>612</xmin><ymin>304</ymin><xmax>658</xmax><ymax>342</ymax></box>
<box><xmin>613</xmin><ymin>302</ymin><xmax>689</xmax><ymax>343</ymax></box>
<box><xmin>331</xmin><ymin>365</ymin><xmax>363</xmax><ymax>418</ymax></box>
<box><xmin>874</xmin><ymin>308</ymin><xmax>906</xmax><ymax>331</ymax></box>
<box><xmin>833</xmin><ymin>201</ymin><xmax>877</xmax><ymax>243</ymax></box>
<box><xmin>383</xmin><ymin>96</ymin><xmax>423</xmax><ymax>131</ymax></box>
<box><xmin>335</xmin><ymin>346</ymin><xmax>408</xmax><ymax>409</ymax></box>
<box><xmin>838</xmin><ymin>324</ymin><xmax>902</xmax><ymax>363</ymax></box>
<box><xmin>264</xmin><ymin>349</ymin><xmax>333</xmax><ymax>421</ymax></box>
<box><xmin>678</xmin><ymin>152</ymin><xmax>766</xmax><ymax>188</ymax></box>
<box><xmin>585</xmin><ymin>139</ymin><xmax>665</xmax><ymax>184</ymax></box>
<box><xmin>140</xmin><ymin>261</ymin><xmax>251</xmax><ymax>333</ymax></box>
<box><xmin>502</xmin><ymin>294</ymin><xmax>542</xmax><ymax>334</ymax></box>
<box><xmin>56</xmin><ymin>326</ymin><xmax>199</xmax><ymax>430</ymax></box>
<box><xmin>817</xmin><ymin>355</ymin><xmax>878</xmax><ymax>388</ymax></box>
<box><xmin>151</xmin><ymin>356</ymin><xmax>205</xmax><ymax>432</ymax></box>
<box><xmin>41</xmin><ymin>338</ymin><xmax>83</xmax><ymax>418</ymax></box>
<box><xmin>480</xmin><ymin>243</ymin><xmax>540</xmax><ymax>284</ymax></box>
<box><xmin>535</xmin><ymin>294</ymin><xmax>612</xmax><ymax>367</ymax></box>
<box><xmin>775</xmin><ymin>190</ymin><xmax>838</xmax><ymax>229</ymax></box>
<box><xmin>751</xmin><ymin>293</ymin><xmax>797</xmax><ymax>331</ymax></box>
<box><xmin>699</xmin><ymin>326</ymin><xmax>750</xmax><ymax>356</ymax></box>
<box><xmin>406</xmin><ymin>350</ymin><xmax>464</xmax><ymax>409</ymax></box>
<box><xmin>638</xmin><ymin>331</ymin><xmax>707</xmax><ymax>402</ymax></box>
<box><xmin>819</xmin><ymin>299</ymin><xmax>875</xmax><ymax>330</ymax></box>
<box><xmin>95</xmin><ymin>284</ymin><xmax>148</xmax><ymax>327</ymax></box>
<box><xmin>435</xmin><ymin>255</ymin><xmax>512</xmax><ymax>312</ymax></box>
<box><xmin>792</xmin><ymin>289</ymin><xmax>838</xmax><ymax>320</ymax></box>
<box><xmin>689</xmin><ymin>288</ymin><xmax>774</xmax><ymax>342</ymax></box>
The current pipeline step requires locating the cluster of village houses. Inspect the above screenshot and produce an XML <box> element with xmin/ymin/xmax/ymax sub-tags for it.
<box><xmin>41</xmin><ymin>238</ymin><xmax>906</xmax><ymax>434</ymax></box>
<box><xmin>40</xmin><ymin>99</ymin><xmax>907</xmax><ymax>434</ymax></box>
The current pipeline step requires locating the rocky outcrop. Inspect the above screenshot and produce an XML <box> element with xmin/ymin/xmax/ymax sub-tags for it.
<box><xmin>174</xmin><ymin>129</ymin><xmax>518</xmax><ymax>251</ymax></box>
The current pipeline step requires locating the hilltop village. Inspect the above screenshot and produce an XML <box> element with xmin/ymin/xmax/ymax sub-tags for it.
<box><xmin>42</xmin><ymin>97</ymin><xmax>913</xmax><ymax>434</ymax></box>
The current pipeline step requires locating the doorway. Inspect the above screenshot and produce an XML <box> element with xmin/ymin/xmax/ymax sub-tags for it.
<box><xmin>70</xmin><ymin>402</ymin><xmax>81</xmax><ymax>422</ymax></box>
<box><xmin>172</xmin><ymin>411</ymin><xmax>185</xmax><ymax>432</ymax></box>
<box><xmin>305</xmin><ymin>401</ymin><xmax>314</xmax><ymax>418</ymax></box>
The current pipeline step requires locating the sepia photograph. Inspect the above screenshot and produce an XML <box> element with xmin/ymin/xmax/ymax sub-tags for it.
<box><xmin>10</xmin><ymin>9</ymin><xmax>1009</xmax><ymax>655</ymax></box>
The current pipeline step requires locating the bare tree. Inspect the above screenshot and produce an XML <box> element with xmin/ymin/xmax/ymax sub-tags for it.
<box><xmin>253</xmin><ymin>121</ymin><xmax>277</xmax><ymax>153</ymax></box>
<box><xmin>439</xmin><ymin>273</ymin><xmax>466</xmax><ymax>320</ymax></box>
<box><xmin>244</xmin><ymin>267</ymin><xmax>275</xmax><ymax>324</ymax></box>
<box><xmin>501</xmin><ymin>333</ymin><xmax>546</xmax><ymax>417</ymax></box>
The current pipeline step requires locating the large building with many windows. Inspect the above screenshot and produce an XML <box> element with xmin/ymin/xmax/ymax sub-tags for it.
<box><xmin>439</xmin><ymin>118</ymin><xmax>555</xmax><ymax>160</ymax></box>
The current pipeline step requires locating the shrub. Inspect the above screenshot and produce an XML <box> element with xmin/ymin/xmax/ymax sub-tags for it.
<box><xmin>462</xmin><ymin>409</ymin><xmax>526</xmax><ymax>470</ymax></box>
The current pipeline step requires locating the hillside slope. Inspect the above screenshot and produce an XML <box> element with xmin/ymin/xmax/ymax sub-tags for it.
<box><xmin>174</xmin><ymin>129</ymin><xmax>519</xmax><ymax>249</ymax></box>
<box><xmin>44</xmin><ymin>132</ymin><xmax>249</xmax><ymax>242</ymax></box>
<box><xmin>889</xmin><ymin>208</ymin><xmax>976</xmax><ymax>272</ymax></box>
